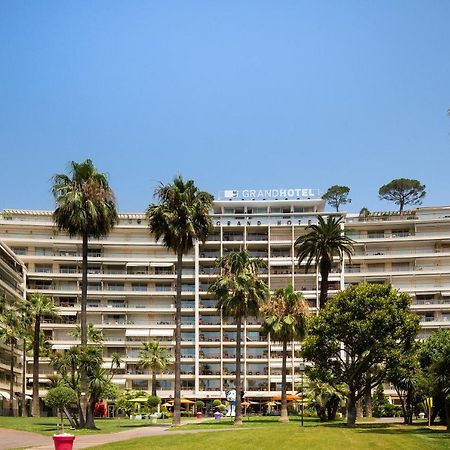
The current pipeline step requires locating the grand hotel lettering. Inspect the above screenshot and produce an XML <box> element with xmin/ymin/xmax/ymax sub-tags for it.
<box><xmin>216</xmin><ymin>188</ymin><xmax>320</xmax><ymax>226</ymax></box>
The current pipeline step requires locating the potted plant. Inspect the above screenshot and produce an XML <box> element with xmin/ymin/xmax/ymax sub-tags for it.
<box><xmin>45</xmin><ymin>386</ymin><xmax>78</xmax><ymax>450</ymax></box>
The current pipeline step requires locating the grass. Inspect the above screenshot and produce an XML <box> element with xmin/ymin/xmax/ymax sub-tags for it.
<box><xmin>0</xmin><ymin>416</ymin><xmax>176</xmax><ymax>436</ymax></box>
<box><xmin>90</xmin><ymin>422</ymin><xmax>450</xmax><ymax>450</ymax></box>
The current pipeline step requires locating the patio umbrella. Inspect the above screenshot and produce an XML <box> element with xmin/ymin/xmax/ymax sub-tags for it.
<box><xmin>180</xmin><ymin>398</ymin><xmax>195</xmax><ymax>404</ymax></box>
<box><xmin>162</xmin><ymin>401</ymin><xmax>174</xmax><ymax>407</ymax></box>
<box><xmin>129</xmin><ymin>397</ymin><xmax>149</xmax><ymax>402</ymax></box>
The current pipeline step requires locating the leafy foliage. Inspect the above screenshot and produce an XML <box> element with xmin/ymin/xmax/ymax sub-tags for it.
<box><xmin>52</xmin><ymin>159</ymin><xmax>118</xmax><ymax>238</ymax></box>
<box><xmin>302</xmin><ymin>283</ymin><xmax>419</xmax><ymax>424</ymax></box>
<box><xmin>260</xmin><ymin>285</ymin><xmax>308</xmax><ymax>421</ymax></box>
<box><xmin>146</xmin><ymin>175</ymin><xmax>214</xmax><ymax>255</ymax></box>
<box><xmin>378</xmin><ymin>178</ymin><xmax>426</xmax><ymax>212</ymax></box>
<box><xmin>295</xmin><ymin>215</ymin><xmax>354</xmax><ymax>308</ymax></box>
<box><xmin>322</xmin><ymin>185</ymin><xmax>351</xmax><ymax>211</ymax></box>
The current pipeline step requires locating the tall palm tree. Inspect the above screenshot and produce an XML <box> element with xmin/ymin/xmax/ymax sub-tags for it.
<box><xmin>260</xmin><ymin>285</ymin><xmax>308</xmax><ymax>422</ymax></box>
<box><xmin>16</xmin><ymin>302</ymin><xmax>33</xmax><ymax>417</ymax></box>
<box><xmin>22</xmin><ymin>293</ymin><xmax>57</xmax><ymax>417</ymax></box>
<box><xmin>146</xmin><ymin>175</ymin><xmax>213</xmax><ymax>426</ymax></box>
<box><xmin>295</xmin><ymin>216</ymin><xmax>354</xmax><ymax>309</ymax></box>
<box><xmin>138</xmin><ymin>341</ymin><xmax>172</xmax><ymax>396</ymax></box>
<box><xmin>0</xmin><ymin>308</ymin><xmax>19</xmax><ymax>416</ymax></box>
<box><xmin>52</xmin><ymin>159</ymin><xmax>118</xmax><ymax>426</ymax></box>
<box><xmin>209</xmin><ymin>249</ymin><xmax>269</xmax><ymax>425</ymax></box>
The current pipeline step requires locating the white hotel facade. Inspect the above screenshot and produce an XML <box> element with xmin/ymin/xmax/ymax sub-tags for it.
<box><xmin>0</xmin><ymin>188</ymin><xmax>449</xmax><ymax>401</ymax></box>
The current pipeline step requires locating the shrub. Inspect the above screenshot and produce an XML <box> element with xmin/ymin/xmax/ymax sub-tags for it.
<box><xmin>147</xmin><ymin>395</ymin><xmax>161</xmax><ymax>408</ymax></box>
<box><xmin>212</xmin><ymin>399</ymin><xmax>222</xmax><ymax>408</ymax></box>
<box><xmin>45</xmin><ymin>386</ymin><xmax>77</xmax><ymax>433</ymax></box>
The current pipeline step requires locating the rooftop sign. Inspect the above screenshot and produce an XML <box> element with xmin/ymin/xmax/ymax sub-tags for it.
<box><xmin>219</xmin><ymin>188</ymin><xmax>321</xmax><ymax>200</ymax></box>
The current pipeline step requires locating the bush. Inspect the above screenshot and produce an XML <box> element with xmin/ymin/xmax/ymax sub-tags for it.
<box><xmin>45</xmin><ymin>386</ymin><xmax>78</xmax><ymax>433</ymax></box>
<box><xmin>147</xmin><ymin>395</ymin><xmax>161</xmax><ymax>408</ymax></box>
<box><xmin>45</xmin><ymin>386</ymin><xmax>78</xmax><ymax>410</ymax></box>
<box><xmin>195</xmin><ymin>400</ymin><xmax>205</xmax><ymax>409</ymax></box>
<box><xmin>212</xmin><ymin>399</ymin><xmax>222</xmax><ymax>408</ymax></box>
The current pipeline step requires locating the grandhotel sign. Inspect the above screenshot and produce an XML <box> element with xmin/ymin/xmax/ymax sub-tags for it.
<box><xmin>220</xmin><ymin>188</ymin><xmax>320</xmax><ymax>200</ymax></box>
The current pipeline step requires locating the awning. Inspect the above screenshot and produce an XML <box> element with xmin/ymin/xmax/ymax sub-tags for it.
<box><xmin>58</xmin><ymin>311</ymin><xmax>77</xmax><ymax>316</ymax></box>
<box><xmin>125</xmin><ymin>329</ymin><xmax>150</xmax><ymax>337</ymax></box>
<box><xmin>0</xmin><ymin>390</ymin><xmax>11</xmax><ymax>400</ymax></box>
<box><xmin>126</xmin><ymin>263</ymin><xmax>149</xmax><ymax>267</ymax></box>
<box><xmin>52</xmin><ymin>344</ymin><xmax>71</xmax><ymax>350</ymax></box>
<box><xmin>269</xmin><ymin>260</ymin><xmax>293</xmax><ymax>266</ymax></box>
<box><xmin>111</xmin><ymin>378</ymin><xmax>126</xmax><ymax>385</ymax></box>
<box><xmin>149</xmin><ymin>329</ymin><xmax>173</xmax><ymax>337</ymax></box>
<box><xmin>441</xmin><ymin>292</ymin><xmax>450</xmax><ymax>297</ymax></box>
<box><xmin>149</xmin><ymin>262</ymin><xmax>174</xmax><ymax>268</ymax></box>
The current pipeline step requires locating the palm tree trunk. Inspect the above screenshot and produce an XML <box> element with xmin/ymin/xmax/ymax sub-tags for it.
<box><xmin>172</xmin><ymin>250</ymin><xmax>182</xmax><ymax>426</ymax></box>
<box><xmin>9</xmin><ymin>341</ymin><xmax>15</xmax><ymax>416</ymax></box>
<box><xmin>319</xmin><ymin>262</ymin><xmax>330</xmax><ymax>309</ymax></box>
<box><xmin>279</xmin><ymin>339</ymin><xmax>288</xmax><ymax>422</ymax></box>
<box><xmin>152</xmin><ymin>371</ymin><xmax>157</xmax><ymax>397</ymax></box>
<box><xmin>22</xmin><ymin>339</ymin><xmax>27</xmax><ymax>417</ymax></box>
<box><xmin>79</xmin><ymin>231</ymin><xmax>88</xmax><ymax>427</ymax></box>
<box><xmin>234</xmin><ymin>315</ymin><xmax>242</xmax><ymax>425</ymax></box>
<box><xmin>32</xmin><ymin>318</ymin><xmax>40</xmax><ymax>417</ymax></box>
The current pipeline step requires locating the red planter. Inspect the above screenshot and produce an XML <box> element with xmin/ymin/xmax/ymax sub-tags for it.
<box><xmin>53</xmin><ymin>435</ymin><xmax>75</xmax><ymax>450</ymax></box>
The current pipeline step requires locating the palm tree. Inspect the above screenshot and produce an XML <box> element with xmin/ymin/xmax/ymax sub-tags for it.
<box><xmin>22</xmin><ymin>293</ymin><xmax>57</xmax><ymax>417</ymax></box>
<box><xmin>209</xmin><ymin>249</ymin><xmax>269</xmax><ymax>425</ymax></box>
<box><xmin>52</xmin><ymin>158</ymin><xmax>118</xmax><ymax>426</ymax></box>
<box><xmin>146</xmin><ymin>175</ymin><xmax>213</xmax><ymax>426</ymax></box>
<box><xmin>138</xmin><ymin>341</ymin><xmax>172</xmax><ymax>396</ymax></box>
<box><xmin>295</xmin><ymin>216</ymin><xmax>354</xmax><ymax>309</ymax></box>
<box><xmin>260</xmin><ymin>285</ymin><xmax>308</xmax><ymax>422</ymax></box>
<box><xmin>16</xmin><ymin>303</ymin><xmax>33</xmax><ymax>417</ymax></box>
<box><xmin>0</xmin><ymin>308</ymin><xmax>19</xmax><ymax>416</ymax></box>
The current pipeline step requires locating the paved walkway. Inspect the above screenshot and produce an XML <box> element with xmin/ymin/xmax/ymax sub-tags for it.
<box><xmin>0</xmin><ymin>429</ymin><xmax>50</xmax><ymax>450</ymax></box>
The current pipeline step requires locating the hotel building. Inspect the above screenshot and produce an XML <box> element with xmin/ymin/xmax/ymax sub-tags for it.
<box><xmin>0</xmin><ymin>188</ymin><xmax>449</xmax><ymax>402</ymax></box>
<box><xmin>0</xmin><ymin>242</ymin><xmax>26</xmax><ymax>414</ymax></box>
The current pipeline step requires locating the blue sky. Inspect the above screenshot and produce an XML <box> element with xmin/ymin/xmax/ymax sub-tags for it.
<box><xmin>1</xmin><ymin>1</ymin><xmax>449</xmax><ymax>212</ymax></box>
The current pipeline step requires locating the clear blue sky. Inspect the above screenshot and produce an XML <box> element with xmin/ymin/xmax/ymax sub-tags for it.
<box><xmin>1</xmin><ymin>1</ymin><xmax>449</xmax><ymax>213</ymax></box>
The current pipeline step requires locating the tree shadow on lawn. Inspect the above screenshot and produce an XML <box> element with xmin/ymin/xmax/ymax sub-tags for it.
<box><xmin>332</xmin><ymin>423</ymin><xmax>449</xmax><ymax>441</ymax></box>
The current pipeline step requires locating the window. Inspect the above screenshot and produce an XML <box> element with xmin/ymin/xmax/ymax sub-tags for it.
<box><xmin>37</xmin><ymin>248</ymin><xmax>53</xmax><ymax>256</ymax></box>
<box><xmin>59</xmin><ymin>265</ymin><xmax>77</xmax><ymax>274</ymax></box>
<box><xmin>35</xmin><ymin>264</ymin><xmax>52</xmax><ymax>273</ymax></box>
<box><xmin>12</xmin><ymin>247</ymin><xmax>27</xmax><ymax>255</ymax></box>
<box><xmin>368</xmin><ymin>231</ymin><xmax>385</xmax><ymax>239</ymax></box>
<box><xmin>131</xmin><ymin>379</ymin><xmax>148</xmax><ymax>390</ymax></box>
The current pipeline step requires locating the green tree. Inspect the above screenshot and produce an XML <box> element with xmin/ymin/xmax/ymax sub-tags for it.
<box><xmin>0</xmin><ymin>308</ymin><xmax>19</xmax><ymax>416</ymax></box>
<box><xmin>306</xmin><ymin>378</ymin><xmax>348</xmax><ymax>421</ymax></box>
<box><xmin>138</xmin><ymin>341</ymin><xmax>172</xmax><ymax>396</ymax></box>
<box><xmin>386</xmin><ymin>343</ymin><xmax>424</xmax><ymax>424</ymax></box>
<box><xmin>295</xmin><ymin>216</ymin><xmax>354</xmax><ymax>309</ymax></box>
<box><xmin>419</xmin><ymin>329</ymin><xmax>450</xmax><ymax>430</ymax></box>
<box><xmin>302</xmin><ymin>283</ymin><xmax>419</xmax><ymax>425</ymax></box>
<box><xmin>45</xmin><ymin>386</ymin><xmax>78</xmax><ymax>434</ymax></box>
<box><xmin>322</xmin><ymin>185</ymin><xmax>351</xmax><ymax>212</ymax></box>
<box><xmin>260</xmin><ymin>285</ymin><xmax>308</xmax><ymax>422</ymax></box>
<box><xmin>52</xmin><ymin>159</ymin><xmax>118</xmax><ymax>426</ymax></box>
<box><xmin>378</xmin><ymin>178</ymin><xmax>426</xmax><ymax>213</ymax></box>
<box><xmin>209</xmin><ymin>249</ymin><xmax>269</xmax><ymax>425</ymax></box>
<box><xmin>146</xmin><ymin>175</ymin><xmax>213</xmax><ymax>426</ymax></box>
<box><xmin>22</xmin><ymin>293</ymin><xmax>57</xmax><ymax>417</ymax></box>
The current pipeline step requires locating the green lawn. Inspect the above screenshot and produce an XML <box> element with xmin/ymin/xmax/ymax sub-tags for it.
<box><xmin>90</xmin><ymin>423</ymin><xmax>450</xmax><ymax>450</ymax></box>
<box><xmin>0</xmin><ymin>416</ymin><xmax>173</xmax><ymax>436</ymax></box>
